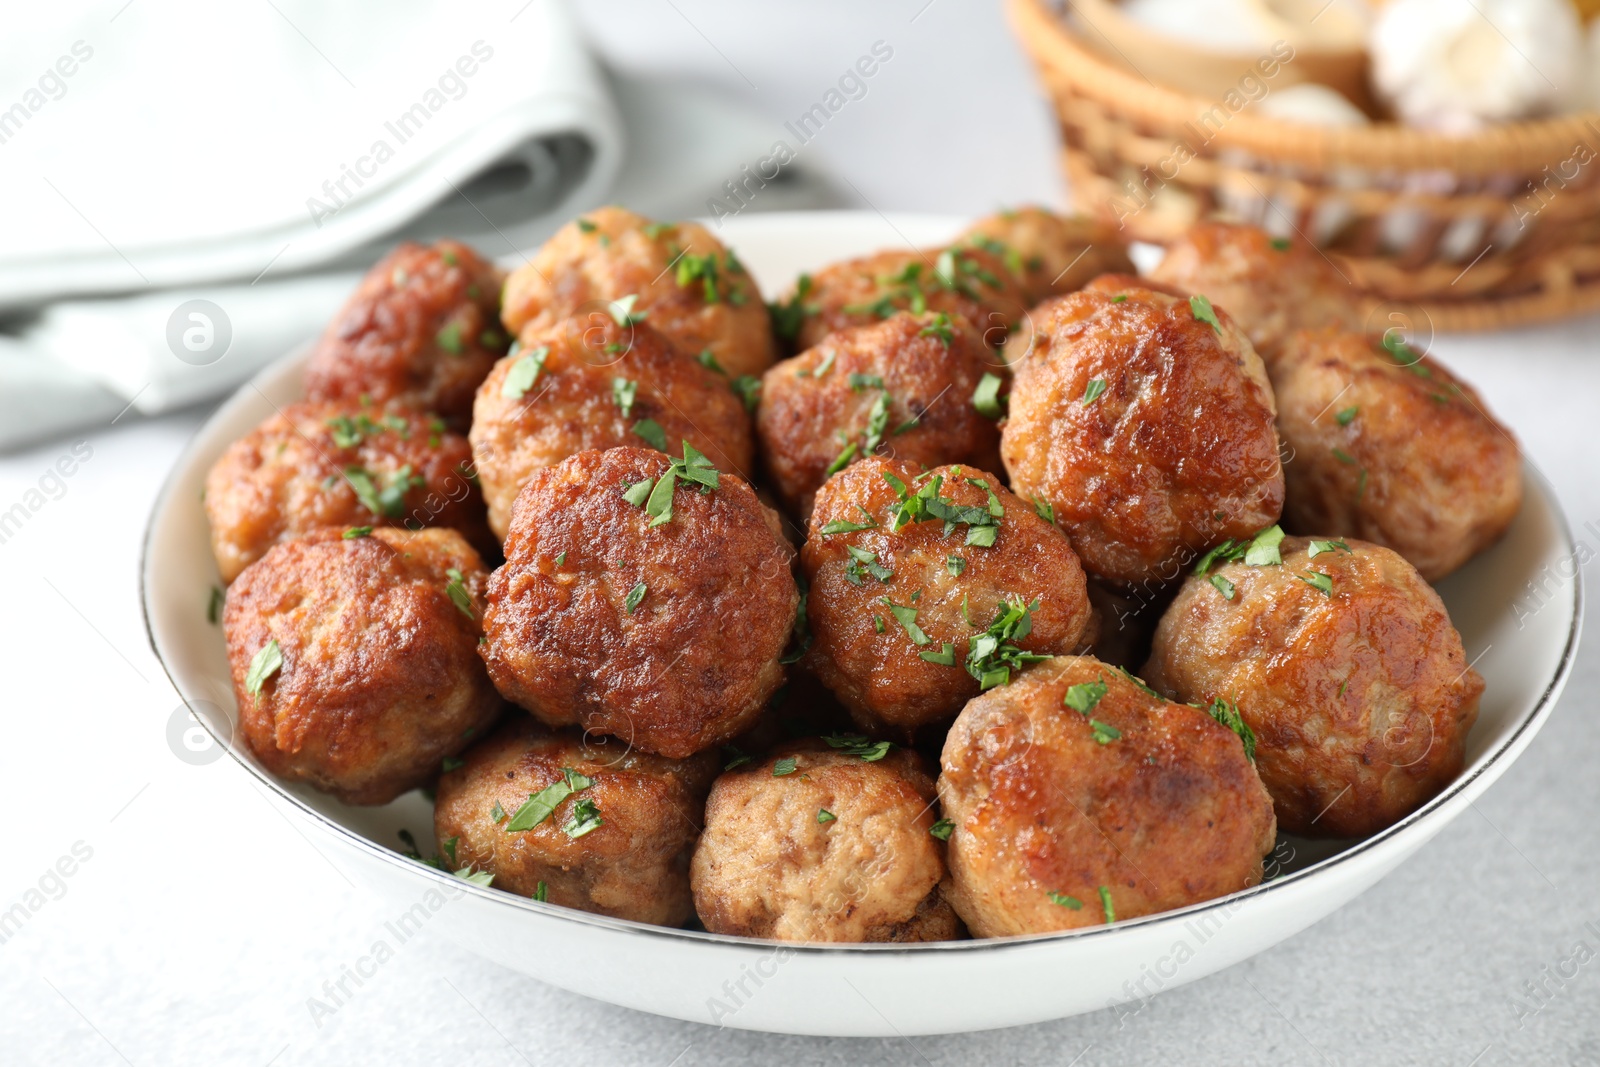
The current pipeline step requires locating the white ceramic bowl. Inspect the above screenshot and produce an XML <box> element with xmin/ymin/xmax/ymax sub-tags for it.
<box><xmin>141</xmin><ymin>212</ymin><xmax>1582</xmax><ymax>1037</ymax></box>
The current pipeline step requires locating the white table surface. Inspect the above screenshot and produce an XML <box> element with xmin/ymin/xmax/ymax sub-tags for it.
<box><xmin>2</xmin><ymin>2</ymin><xmax>1597</xmax><ymax>1064</ymax></box>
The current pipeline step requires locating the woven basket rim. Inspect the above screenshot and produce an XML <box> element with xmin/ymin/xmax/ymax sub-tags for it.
<box><xmin>1012</xmin><ymin>0</ymin><xmax>1600</xmax><ymax>174</ymax></box>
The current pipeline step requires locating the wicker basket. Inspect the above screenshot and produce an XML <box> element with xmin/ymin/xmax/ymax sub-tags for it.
<box><xmin>1009</xmin><ymin>0</ymin><xmax>1600</xmax><ymax>331</ymax></box>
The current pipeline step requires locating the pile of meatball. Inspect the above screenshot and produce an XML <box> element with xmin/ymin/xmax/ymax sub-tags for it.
<box><xmin>206</xmin><ymin>207</ymin><xmax>1519</xmax><ymax>942</ymax></box>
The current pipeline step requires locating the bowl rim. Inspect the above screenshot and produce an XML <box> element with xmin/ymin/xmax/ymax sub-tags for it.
<box><xmin>139</xmin><ymin>219</ymin><xmax>1585</xmax><ymax>959</ymax></box>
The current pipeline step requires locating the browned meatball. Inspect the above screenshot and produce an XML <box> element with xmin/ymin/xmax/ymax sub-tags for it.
<box><xmin>1144</xmin><ymin>536</ymin><xmax>1483</xmax><ymax>838</ymax></box>
<box><xmin>481</xmin><ymin>447</ymin><xmax>798</xmax><ymax>759</ymax></box>
<box><xmin>802</xmin><ymin>457</ymin><xmax>1091</xmax><ymax>736</ymax></box>
<box><xmin>500</xmin><ymin>206</ymin><xmax>776</xmax><ymax>380</ymax></box>
<box><xmin>938</xmin><ymin>655</ymin><xmax>1276</xmax><ymax>937</ymax></box>
<box><xmin>775</xmin><ymin>245</ymin><xmax>1030</xmax><ymax>353</ymax></box>
<box><xmin>957</xmin><ymin>207</ymin><xmax>1135</xmax><ymax>305</ymax></box>
<box><xmin>1146</xmin><ymin>222</ymin><xmax>1363</xmax><ymax>366</ymax></box>
<box><xmin>1273</xmin><ymin>328</ymin><xmax>1522</xmax><ymax>581</ymax></box>
<box><xmin>470</xmin><ymin>314</ymin><xmax>756</xmax><ymax>540</ymax></box>
<box><xmin>205</xmin><ymin>401</ymin><xmax>492</xmax><ymax>584</ymax></box>
<box><xmin>756</xmin><ymin>311</ymin><xmax>1002</xmax><ymax>518</ymax></box>
<box><xmin>691</xmin><ymin>741</ymin><xmax>961</xmax><ymax>942</ymax></box>
<box><xmin>224</xmin><ymin>527</ymin><xmax>502</xmax><ymax>805</ymax></box>
<box><xmin>435</xmin><ymin>715</ymin><xmax>718</xmax><ymax>925</ymax></box>
<box><xmin>303</xmin><ymin>240</ymin><xmax>507</xmax><ymax>425</ymax></box>
<box><xmin>1000</xmin><ymin>284</ymin><xmax>1284</xmax><ymax>588</ymax></box>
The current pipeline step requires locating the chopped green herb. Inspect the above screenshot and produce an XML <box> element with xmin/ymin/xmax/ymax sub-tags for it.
<box><xmin>973</xmin><ymin>372</ymin><xmax>1005</xmax><ymax>419</ymax></box>
<box><xmin>343</xmin><ymin>526</ymin><xmax>372</xmax><ymax>540</ymax></box>
<box><xmin>823</xmin><ymin>734</ymin><xmax>893</xmax><ymax>761</ymax></box>
<box><xmin>918</xmin><ymin>312</ymin><xmax>954</xmax><ymax>346</ymax></box>
<box><xmin>769</xmin><ymin>274</ymin><xmax>814</xmax><ymax>341</ymax></box>
<box><xmin>533</xmin><ymin>880</ymin><xmax>548</xmax><ymax>901</ymax></box>
<box><xmin>436</xmin><ymin>321</ymin><xmax>464</xmax><ymax>354</ymax></box>
<box><xmin>929</xmin><ymin>819</ymin><xmax>954</xmax><ymax>841</ymax></box>
<box><xmin>772</xmin><ymin>757</ymin><xmax>799</xmax><ymax>777</ymax></box>
<box><xmin>825</xmin><ymin>443</ymin><xmax>859</xmax><ymax>477</ymax></box>
<box><xmin>861</xmin><ymin>392</ymin><xmax>891</xmax><ymax>454</ymax></box>
<box><xmin>946</xmin><ymin>555</ymin><xmax>966</xmax><ymax>576</ymax></box>
<box><xmin>1381</xmin><ymin>333</ymin><xmax>1432</xmax><ymax>376</ymax></box>
<box><xmin>245</xmin><ymin>639</ymin><xmax>282</xmax><ymax>702</ymax></box>
<box><xmin>722</xmin><ymin>745</ymin><xmax>752</xmax><ymax>771</ymax></box>
<box><xmin>965</xmin><ymin>524</ymin><xmax>998</xmax><ymax>548</ymax></box>
<box><xmin>1307</xmin><ymin>538</ymin><xmax>1351</xmax><ymax>558</ymax></box>
<box><xmin>442</xmin><ymin>759</ymin><xmax>464</xmax><ymax>775</ymax></box>
<box><xmin>622</xmin><ymin>478</ymin><xmax>655</xmax><ymax>507</ymax></box>
<box><xmin>873</xmin><ymin>615</ymin><xmax>885</xmax><ymax>633</ymax></box>
<box><xmin>563</xmin><ymin>797</ymin><xmax>604</xmax><ymax>838</ymax></box>
<box><xmin>1210</xmin><ymin>573</ymin><xmax>1237</xmax><ymax>600</ymax></box>
<box><xmin>554</xmin><ymin>551</ymin><xmax>568</xmax><ymax>567</ymax></box>
<box><xmin>967</xmin><ymin>597</ymin><xmax>1048</xmax><ymax>690</ymax></box>
<box><xmin>454</xmin><ymin>867</ymin><xmax>494</xmax><ymax>888</ymax></box>
<box><xmin>624</xmin><ymin>581</ymin><xmax>647</xmax><ymax>615</ymax></box>
<box><xmin>882</xmin><ymin>598</ymin><xmax>930</xmax><ymax>646</ymax></box>
<box><xmin>1270</xmin><ymin>237</ymin><xmax>1292</xmax><ymax>251</ymax></box>
<box><xmin>1242</xmin><ymin>524</ymin><xmax>1285</xmax><ymax>567</ymax></box>
<box><xmin>504</xmin><ymin>768</ymin><xmax>594</xmax><ymax>832</ymax></box>
<box><xmin>631</xmin><ymin>418</ymin><xmax>668</xmax><ymax>452</ymax></box>
<box><xmin>849</xmin><ymin>372</ymin><xmax>885</xmax><ymax>392</ymax></box>
<box><xmin>1064</xmin><ymin>677</ymin><xmax>1107</xmax><ymax>715</ymax></box>
<box><xmin>1099</xmin><ymin>886</ymin><xmax>1116</xmax><ymax>923</ymax></box>
<box><xmin>445</xmin><ymin>568</ymin><xmax>474</xmax><ymax>618</ymax></box>
<box><xmin>1202</xmin><ymin>696</ymin><xmax>1256</xmax><ymax>761</ymax></box>
<box><xmin>819</xmin><ymin>509</ymin><xmax>878</xmax><ymax>535</ymax></box>
<box><xmin>1050</xmin><ymin>891</ymin><xmax>1084</xmax><ymax>909</ymax></box>
<box><xmin>675</xmin><ymin>252</ymin><xmax>727</xmax><ymax>303</ymax></box>
<box><xmin>1298</xmin><ymin>570</ymin><xmax>1334</xmax><ymax>597</ymax></box>
<box><xmin>1089</xmin><ymin>719</ymin><xmax>1121</xmax><ymax>744</ymax></box>
<box><xmin>730</xmin><ymin>375</ymin><xmax>761</xmax><ymax>412</ymax></box>
<box><xmin>817</xmin><ymin>809</ymin><xmax>837</xmax><ymax>824</ymax></box>
<box><xmin>207</xmin><ymin>585</ymin><xmax>224</xmax><ymax>624</ymax></box>
<box><xmin>1082</xmin><ymin>378</ymin><xmax>1108</xmax><ymax>405</ymax></box>
<box><xmin>1033</xmin><ymin>496</ymin><xmax>1056</xmax><ymax>524</ymax></box>
<box><xmin>1357</xmin><ymin>468</ymin><xmax>1369</xmax><ymax>500</ymax></box>
<box><xmin>1332</xmin><ymin>447</ymin><xmax>1356</xmax><ymax>465</ymax></box>
<box><xmin>920</xmin><ymin>642</ymin><xmax>957</xmax><ymax>666</ymax></box>
<box><xmin>1116</xmin><ymin>666</ymin><xmax>1162</xmax><ymax>699</ymax></box>
<box><xmin>696</xmin><ymin>349</ymin><xmax>726</xmax><ymax>375</ymax></box>
<box><xmin>1110</xmin><ymin>294</ymin><xmax>1127</xmax><ymax>302</ymax></box>
<box><xmin>345</xmin><ymin>464</ymin><xmax>423</xmax><ymax>519</ymax></box>
<box><xmin>608</xmin><ymin>294</ymin><xmax>646</xmax><ymax>326</ymax></box>
<box><xmin>642</xmin><ymin>221</ymin><xmax>670</xmax><ymax>239</ymax></box>
<box><xmin>1334</xmin><ymin>405</ymin><xmax>1359</xmax><ymax>426</ymax></box>
<box><xmin>1189</xmin><ymin>294</ymin><xmax>1221</xmax><ymax>332</ymax></box>
<box><xmin>576</xmin><ymin>218</ymin><xmax>597</xmax><ymax>233</ymax></box>
<box><xmin>491</xmin><ymin>800</ymin><xmax>507</xmax><ymax>823</ymax></box>
<box><xmin>612</xmin><ymin>377</ymin><xmax>638</xmax><ymax>417</ymax></box>
<box><xmin>501</xmin><ymin>346</ymin><xmax>550</xmax><ymax>400</ymax></box>
<box><xmin>844</xmin><ymin>545</ymin><xmax>893</xmax><ymax>585</ymax></box>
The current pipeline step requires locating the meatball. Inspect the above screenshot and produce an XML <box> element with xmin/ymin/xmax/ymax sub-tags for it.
<box><xmin>1144</xmin><ymin>535</ymin><xmax>1483</xmax><ymax>838</ymax></box>
<box><xmin>303</xmin><ymin>240</ymin><xmax>507</xmax><ymax>425</ymax></box>
<box><xmin>481</xmin><ymin>447</ymin><xmax>798</xmax><ymax>759</ymax></box>
<box><xmin>938</xmin><ymin>655</ymin><xmax>1276</xmax><ymax>937</ymax></box>
<box><xmin>435</xmin><ymin>714</ymin><xmax>718</xmax><ymax>925</ymax></box>
<box><xmin>756</xmin><ymin>311</ymin><xmax>1002</xmax><ymax>518</ymax></box>
<box><xmin>1000</xmin><ymin>284</ymin><xmax>1284</xmax><ymax>588</ymax></box>
<box><xmin>691</xmin><ymin>741</ymin><xmax>961</xmax><ymax>942</ymax></box>
<box><xmin>1146</xmin><ymin>222</ymin><xmax>1363</xmax><ymax>366</ymax></box>
<box><xmin>470</xmin><ymin>314</ymin><xmax>756</xmax><ymax>540</ymax></box>
<box><xmin>500</xmin><ymin>206</ymin><xmax>776</xmax><ymax>380</ymax></box>
<box><xmin>775</xmin><ymin>245</ymin><xmax>1030</xmax><ymax>353</ymax></box>
<box><xmin>802</xmin><ymin>457</ymin><xmax>1091</xmax><ymax>736</ymax></box>
<box><xmin>205</xmin><ymin>401</ymin><xmax>492</xmax><ymax>584</ymax></box>
<box><xmin>957</xmin><ymin>207</ymin><xmax>1135</xmax><ymax>305</ymax></box>
<box><xmin>1273</xmin><ymin>328</ymin><xmax>1522</xmax><ymax>581</ymax></box>
<box><xmin>224</xmin><ymin>527</ymin><xmax>502</xmax><ymax>805</ymax></box>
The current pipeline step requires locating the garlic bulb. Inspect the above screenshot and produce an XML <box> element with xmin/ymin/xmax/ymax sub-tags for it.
<box><xmin>1369</xmin><ymin>0</ymin><xmax>1583</xmax><ymax>132</ymax></box>
<box><xmin>1255</xmin><ymin>83</ymin><xmax>1371</xmax><ymax>126</ymax></box>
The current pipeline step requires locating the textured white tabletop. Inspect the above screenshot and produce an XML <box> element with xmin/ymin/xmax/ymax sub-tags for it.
<box><xmin>2</xmin><ymin>3</ymin><xmax>1596</xmax><ymax>1064</ymax></box>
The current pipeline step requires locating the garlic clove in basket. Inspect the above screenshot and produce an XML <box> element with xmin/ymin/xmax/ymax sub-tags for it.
<box><xmin>1255</xmin><ymin>83</ymin><xmax>1372</xmax><ymax>126</ymax></box>
<box><xmin>1369</xmin><ymin>0</ymin><xmax>1583</xmax><ymax>132</ymax></box>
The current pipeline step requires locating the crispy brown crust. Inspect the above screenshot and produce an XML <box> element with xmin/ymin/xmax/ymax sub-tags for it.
<box><xmin>1273</xmin><ymin>328</ymin><xmax>1522</xmax><ymax>581</ymax></box>
<box><xmin>1147</xmin><ymin>221</ymin><xmax>1363</xmax><ymax>366</ymax></box>
<box><xmin>1143</xmin><ymin>536</ymin><xmax>1483</xmax><ymax>838</ymax></box>
<box><xmin>957</xmin><ymin>207</ymin><xmax>1135</xmax><ymax>304</ymax></box>
<box><xmin>691</xmin><ymin>742</ymin><xmax>962</xmax><ymax>942</ymax></box>
<box><xmin>204</xmin><ymin>400</ymin><xmax>492</xmax><ymax>584</ymax></box>
<box><xmin>224</xmin><ymin>527</ymin><xmax>502</xmax><ymax>805</ymax></box>
<box><xmin>756</xmin><ymin>312</ymin><xmax>1003</xmax><ymax>518</ymax></box>
<box><xmin>783</xmin><ymin>246</ymin><xmax>1031</xmax><ymax>353</ymax></box>
<box><xmin>1000</xmin><ymin>284</ymin><xmax>1284</xmax><ymax>587</ymax></box>
<box><xmin>802</xmin><ymin>457</ymin><xmax>1091</xmax><ymax>735</ymax></box>
<box><xmin>938</xmin><ymin>656</ymin><xmax>1276</xmax><ymax>938</ymax></box>
<box><xmin>303</xmin><ymin>240</ymin><xmax>507</xmax><ymax>425</ymax></box>
<box><xmin>435</xmin><ymin>715</ymin><xmax>718</xmax><ymax>926</ymax></box>
<box><xmin>500</xmin><ymin>206</ymin><xmax>776</xmax><ymax>380</ymax></box>
<box><xmin>480</xmin><ymin>447</ymin><xmax>799</xmax><ymax>759</ymax></box>
<box><xmin>470</xmin><ymin>315</ymin><xmax>756</xmax><ymax>540</ymax></box>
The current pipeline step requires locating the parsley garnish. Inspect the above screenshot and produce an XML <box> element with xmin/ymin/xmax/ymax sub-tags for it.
<box><xmin>731</xmin><ymin>375</ymin><xmax>761</xmax><ymax>412</ymax></box>
<box><xmin>825</xmin><ymin>443</ymin><xmax>859</xmax><ymax>478</ymax></box>
<box><xmin>245</xmin><ymin>639</ymin><xmax>282</xmax><ymax>702</ymax></box>
<box><xmin>967</xmin><ymin>598</ymin><xmax>1048</xmax><ymax>690</ymax></box>
<box><xmin>676</xmin><ymin>251</ymin><xmax>726</xmax><ymax>303</ymax></box>
<box><xmin>1381</xmin><ymin>333</ymin><xmax>1432</xmax><ymax>376</ymax></box>
<box><xmin>697</xmin><ymin>349</ymin><xmax>726</xmax><ymax>375</ymax></box>
<box><xmin>608</xmin><ymin>294</ymin><xmax>646</xmax><ymax>326</ymax></box>
<box><xmin>1243</xmin><ymin>524</ymin><xmax>1285</xmax><ymax>566</ymax></box>
<box><xmin>973</xmin><ymin>373</ymin><xmax>1005</xmax><ymax>418</ymax></box>
<box><xmin>849</xmin><ymin>373</ymin><xmax>885</xmax><ymax>392</ymax></box>
<box><xmin>946</xmin><ymin>555</ymin><xmax>966</xmax><ymax>576</ymax></box>
<box><xmin>345</xmin><ymin>465</ymin><xmax>423</xmax><ymax>519</ymax></box>
<box><xmin>817</xmin><ymin>809</ymin><xmax>837</xmax><ymax>824</ymax></box>
<box><xmin>881</xmin><ymin>471</ymin><xmax>1000</xmax><ymax>544</ymax></box>
<box><xmin>1099</xmin><ymin>886</ymin><xmax>1116</xmax><ymax>923</ymax></box>
<box><xmin>441</xmin><ymin>759</ymin><xmax>464</xmax><ymax>775</ymax></box>
<box><xmin>445</xmin><ymin>568</ymin><xmax>474</xmax><ymax>618</ymax></box>
<box><xmin>631</xmin><ymin>419</ymin><xmax>668</xmax><ymax>451</ymax></box>
<box><xmin>769</xmin><ymin>274</ymin><xmax>814</xmax><ymax>341</ymax></box>
<box><xmin>1335</xmin><ymin>405</ymin><xmax>1359</xmax><ymax>426</ymax></box>
<box><xmin>930</xmin><ymin>819</ymin><xmax>954</xmax><ymax>841</ymax></box>
<box><xmin>819</xmin><ymin>507</ymin><xmax>878</xmax><ymax>535</ymax></box>
<box><xmin>860</xmin><ymin>392</ymin><xmax>892</xmax><ymax>455</ymax></box>
<box><xmin>1298</xmin><ymin>570</ymin><xmax>1334</xmax><ymax>597</ymax></box>
<box><xmin>436</xmin><ymin>321</ymin><xmax>464</xmax><ymax>354</ymax></box>
<box><xmin>1308</xmin><ymin>538</ymin><xmax>1350</xmax><ymax>558</ymax></box>
<box><xmin>638</xmin><ymin>441</ymin><xmax>720</xmax><ymax>526</ymax></box>
<box><xmin>1210</xmin><ymin>573</ymin><xmax>1236</xmax><ymax>600</ymax></box>
<box><xmin>1083</xmin><ymin>379</ymin><xmax>1110</xmax><ymax>405</ymax></box>
<box><xmin>563</xmin><ymin>797</ymin><xmax>604</xmax><ymax>838</ymax></box>
<box><xmin>622</xmin><ymin>478</ymin><xmax>654</xmax><ymax>507</ymax></box>
<box><xmin>772</xmin><ymin>757</ymin><xmax>799</xmax><ymax>777</ymax></box>
<box><xmin>576</xmin><ymin>218</ymin><xmax>597</xmax><ymax>233</ymax></box>
<box><xmin>920</xmin><ymin>642</ymin><xmax>956</xmax><ymax>665</ymax></box>
<box><xmin>844</xmin><ymin>545</ymin><xmax>893</xmax><ymax>585</ymax></box>
<box><xmin>554</xmin><ymin>551</ymin><xmax>568</xmax><ymax>566</ymax></box>
<box><xmin>1202</xmin><ymin>696</ymin><xmax>1256</xmax><ymax>760</ymax></box>
<box><xmin>624</xmin><ymin>581</ymin><xmax>647</xmax><ymax>614</ymax></box>
<box><xmin>343</xmin><ymin>526</ymin><xmax>372</xmax><ymax>539</ymax></box>
<box><xmin>1050</xmin><ymin>891</ymin><xmax>1084</xmax><ymax>909</ymax></box>
<box><xmin>780</xmin><ymin>583</ymin><xmax>811</xmax><ymax>665</ymax></box>
<box><xmin>612</xmin><ymin>377</ymin><xmax>638</xmax><ymax>418</ymax></box>
<box><xmin>1189</xmin><ymin>294</ymin><xmax>1221</xmax><ymax>332</ymax></box>
<box><xmin>1089</xmin><ymin>720</ymin><xmax>1121</xmax><ymax>744</ymax></box>
<box><xmin>500</xmin><ymin>346</ymin><xmax>550</xmax><ymax>400</ymax></box>
<box><xmin>1033</xmin><ymin>496</ymin><xmax>1055</xmax><ymax>524</ymax></box>
<box><xmin>919</xmin><ymin>312</ymin><xmax>954</xmax><ymax>346</ymax></box>
<box><xmin>1116</xmin><ymin>666</ymin><xmax>1162</xmax><ymax>699</ymax></box>
<box><xmin>504</xmin><ymin>768</ymin><xmax>594</xmax><ymax>832</ymax></box>
<box><xmin>1270</xmin><ymin>237</ymin><xmax>1291</xmax><ymax>251</ymax></box>
<box><xmin>822</xmin><ymin>734</ymin><xmax>893</xmax><ymax>761</ymax></box>
<box><xmin>534</xmin><ymin>881</ymin><xmax>548</xmax><ymax>901</ymax></box>
<box><xmin>207</xmin><ymin>585</ymin><xmax>224</xmax><ymax>624</ymax></box>
<box><xmin>1332</xmin><ymin>447</ymin><xmax>1356</xmax><ymax>465</ymax></box>
<box><xmin>882</xmin><ymin>598</ymin><xmax>930</xmax><ymax>646</ymax></box>
<box><xmin>722</xmin><ymin>745</ymin><xmax>752</xmax><ymax>771</ymax></box>
<box><xmin>1064</xmin><ymin>677</ymin><xmax>1107</xmax><ymax>714</ymax></box>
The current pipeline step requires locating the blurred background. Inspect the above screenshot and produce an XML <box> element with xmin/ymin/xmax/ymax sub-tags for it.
<box><xmin>1</xmin><ymin>2</ymin><xmax>1596</xmax><ymax>1065</ymax></box>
